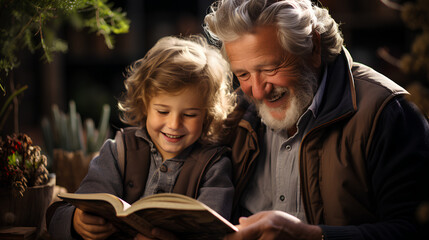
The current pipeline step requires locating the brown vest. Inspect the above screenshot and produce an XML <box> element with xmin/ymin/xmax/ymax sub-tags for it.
<box><xmin>300</xmin><ymin>63</ymin><xmax>407</xmax><ymax>225</ymax></box>
<box><xmin>118</xmin><ymin>127</ymin><xmax>230</xmax><ymax>204</ymax></box>
<box><xmin>229</xmin><ymin>55</ymin><xmax>408</xmax><ymax>225</ymax></box>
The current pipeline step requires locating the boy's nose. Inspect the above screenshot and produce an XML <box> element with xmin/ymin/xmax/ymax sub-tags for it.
<box><xmin>167</xmin><ymin>114</ymin><xmax>181</xmax><ymax>129</ymax></box>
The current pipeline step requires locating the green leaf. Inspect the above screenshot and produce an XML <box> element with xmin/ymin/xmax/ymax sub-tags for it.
<box><xmin>0</xmin><ymin>0</ymin><xmax>130</xmax><ymax>84</ymax></box>
<box><xmin>8</xmin><ymin>153</ymin><xmax>17</xmax><ymax>166</ymax></box>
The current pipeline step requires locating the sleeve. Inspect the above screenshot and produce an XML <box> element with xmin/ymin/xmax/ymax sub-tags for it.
<box><xmin>197</xmin><ymin>155</ymin><xmax>235</xmax><ymax>221</ymax></box>
<box><xmin>320</xmin><ymin>96</ymin><xmax>429</xmax><ymax>240</ymax></box>
<box><xmin>47</xmin><ymin>138</ymin><xmax>124</xmax><ymax>239</ymax></box>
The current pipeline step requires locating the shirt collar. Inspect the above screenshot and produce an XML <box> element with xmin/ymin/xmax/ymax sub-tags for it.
<box><xmin>135</xmin><ymin>128</ymin><xmax>154</xmax><ymax>146</ymax></box>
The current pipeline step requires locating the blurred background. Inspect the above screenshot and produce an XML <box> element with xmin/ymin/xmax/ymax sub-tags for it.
<box><xmin>1</xmin><ymin>0</ymin><xmax>428</xmax><ymax>159</ymax></box>
<box><xmin>2</xmin><ymin>1</ymin><xmax>429</xmax><ymax>236</ymax></box>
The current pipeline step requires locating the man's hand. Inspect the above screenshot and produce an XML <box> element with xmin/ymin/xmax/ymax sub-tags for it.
<box><xmin>224</xmin><ymin>211</ymin><xmax>322</xmax><ymax>240</ymax></box>
<box><xmin>73</xmin><ymin>208</ymin><xmax>117</xmax><ymax>240</ymax></box>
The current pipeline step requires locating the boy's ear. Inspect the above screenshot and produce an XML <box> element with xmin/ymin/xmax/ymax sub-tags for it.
<box><xmin>310</xmin><ymin>31</ymin><xmax>321</xmax><ymax>69</ymax></box>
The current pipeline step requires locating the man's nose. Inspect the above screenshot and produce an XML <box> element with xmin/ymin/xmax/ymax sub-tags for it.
<box><xmin>250</xmin><ymin>74</ymin><xmax>272</xmax><ymax>100</ymax></box>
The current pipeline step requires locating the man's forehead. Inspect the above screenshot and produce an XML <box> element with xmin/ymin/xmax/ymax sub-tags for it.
<box><xmin>226</xmin><ymin>49</ymin><xmax>297</xmax><ymax>73</ymax></box>
<box><xmin>224</xmin><ymin>27</ymin><xmax>283</xmax><ymax>58</ymax></box>
<box><xmin>225</xmin><ymin>25</ymin><xmax>279</xmax><ymax>46</ymax></box>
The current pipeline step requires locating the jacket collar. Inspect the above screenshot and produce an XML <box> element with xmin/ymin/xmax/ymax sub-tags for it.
<box><xmin>311</xmin><ymin>47</ymin><xmax>357</xmax><ymax>127</ymax></box>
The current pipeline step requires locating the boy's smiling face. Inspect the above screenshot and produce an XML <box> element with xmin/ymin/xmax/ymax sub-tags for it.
<box><xmin>146</xmin><ymin>87</ymin><xmax>206</xmax><ymax>160</ymax></box>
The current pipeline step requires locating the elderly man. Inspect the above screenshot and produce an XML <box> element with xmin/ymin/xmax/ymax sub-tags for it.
<box><xmin>135</xmin><ymin>1</ymin><xmax>429</xmax><ymax>240</ymax></box>
<box><xmin>201</xmin><ymin>0</ymin><xmax>429</xmax><ymax>240</ymax></box>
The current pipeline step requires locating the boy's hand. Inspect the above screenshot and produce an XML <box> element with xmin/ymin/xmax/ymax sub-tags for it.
<box><xmin>134</xmin><ymin>228</ymin><xmax>178</xmax><ymax>240</ymax></box>
<box><xmin>73</xmin><ymin>208</ymin><xmax>117</xmax><ymax>240</ymax></box>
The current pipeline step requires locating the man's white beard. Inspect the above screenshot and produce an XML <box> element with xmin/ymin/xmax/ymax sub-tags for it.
<box><xmin>255</xmin><ymin>65</ymin><xmax>318</xmax><ymax>131</ymax></box>
<box><xmin>258</xmin><ymin>96</ymin><xmax>300</xmax><ymax>131</ymax></box>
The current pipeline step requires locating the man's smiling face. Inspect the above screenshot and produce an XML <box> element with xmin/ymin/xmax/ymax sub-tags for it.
<box><xmin>224</xmin><ymin>25</ymin><xmax>318</xmax><ymax>131</ymax></box>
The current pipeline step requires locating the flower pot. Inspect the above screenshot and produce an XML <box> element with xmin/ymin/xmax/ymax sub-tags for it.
<box><xmin>0</xmin><ymin>174</ymin><xmax>55</xmax><ymax>237</ymax></box>
<box><xmin>53</xmin><ymin>149</ymin><xmax>97</xmax><ymax>192</ymax></box>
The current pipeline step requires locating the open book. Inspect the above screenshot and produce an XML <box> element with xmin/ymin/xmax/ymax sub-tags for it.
<box><xmin>58</xmin><ymin>192</ymin><xmax>237</xmax><ymax>239</ymax></box>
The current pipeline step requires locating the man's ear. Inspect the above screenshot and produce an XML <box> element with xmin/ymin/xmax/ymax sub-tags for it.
<box><xmin>310</xmin><ymin>31</ymin><xmax>321</xmax><ymax>68</ymax></box>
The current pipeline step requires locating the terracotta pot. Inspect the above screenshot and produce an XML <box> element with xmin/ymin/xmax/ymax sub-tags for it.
<box><xmin>53</xmin><ymin>149</ymin><xmax>98</xmax><ymax>192</ymax></box>
<box><xmin>0</xmin><ymin>174</ymin><xmax>55</xmax><ymax>237</ymax></box>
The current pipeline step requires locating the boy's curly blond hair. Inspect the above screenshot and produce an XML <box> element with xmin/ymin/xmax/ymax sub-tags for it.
<box><xmin>118</xmin><ymin>35</ymin><xmax>236</xmax><ymax>144</ymax></box>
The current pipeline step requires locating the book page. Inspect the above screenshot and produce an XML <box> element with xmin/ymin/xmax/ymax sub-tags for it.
<box><xmin>59</xmin><ymin>192</ymin><xmax>131</xmax><ymax>212</ymax></box>
<box><xmin>58</xmin><ymin>193</ymin><xmax>138</xmax><ymax>238</ymax></box>
<box><xmin>128</xmin><ymin>193</ymin><xmax>209</xmax><ymax>212</ymax></box>
<box><xmin>126</xmin><ymin>208</ymin><xmax>236</xmax><ymax>240</ymax></box>
<box><xmin>59</xmin><ymin>192</ymin><xmax>237</xmax><ymax>239</ymax></box>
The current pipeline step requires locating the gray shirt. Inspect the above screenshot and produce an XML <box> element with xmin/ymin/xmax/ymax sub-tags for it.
<box><xmin>133</xmin><ymin>130</ymin><xmax>234</xmax><ymax>212</ymax></box>
<box><xmin>137</xmin><ymin>129</ymin><xmax>191</xmax><ymax>197</ymax></box>
<box><xmin>241</xmin><ymin>66</ymin><xmax>327</xmax><ymax>222</ymax></box>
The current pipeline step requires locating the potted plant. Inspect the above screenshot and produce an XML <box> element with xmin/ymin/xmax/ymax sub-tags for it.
<box><xmin>0</xmin><ymin>133</ymin><xmax>54</xmax><ymax>236</ymax></box>
<box><xmin>41</xmin><ymin>100</ymin><xmax>111</xmax><ymax>193</ymax></box>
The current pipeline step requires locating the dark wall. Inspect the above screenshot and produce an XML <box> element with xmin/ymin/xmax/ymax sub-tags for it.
<box><xmin>12</xmin><ymin>0</ymin><xmax>414</xmax><ymax>148</ymax></box>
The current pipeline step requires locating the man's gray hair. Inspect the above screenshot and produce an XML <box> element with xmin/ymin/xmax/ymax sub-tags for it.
<box><xmin>204</xmin><ymin>0</ymin><xmax>344</xmax><ymax>63</ymax></box>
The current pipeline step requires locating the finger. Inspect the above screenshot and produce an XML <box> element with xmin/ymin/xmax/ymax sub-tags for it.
<box><xmin>224</xmin><ymin>213</ymin><xmax>269</xmax><ymax>240</ymax></box>
<box><xmin>79</xmin><ymin>216</ymin><xmax>114</xmax><ymax>235</ymax></box>
<box><xmin>94</xmin><ymin>226</ymin><xmax>118</xmax><ymax>240</ymax></box>
<box><xmin>89</xmin><ymin>222</ymin><xmax>115</xmax><ymax>234</ymax></box>
<box><xmin>74</xmin><ymin>209</ymin><xmax>117</xmax><ymax>239</ymax></box>
<box><xmin>237</xmin><ymin>211</ymin><xmax>267</xmax><ymax>227</ymax></box>
<box><xmin>238</xmin><ymin>217</ymin><xmax>248</xmax><ymax>227</ymax></box>
<box><xmin>80</xmin><ymin>211</ymin><xmax>107</xmax><ymax>225</ymax></box>
<box><xmin>151</xmin><ymin>228</ymin><xmax>179</xmax><ymax>240</ymax></box>
<box><xmin>79</xmin><ymin>225</ymin><xmax>116</xmax><ymax>240</ymax></box>
<box><xmin>233</xmin><ymin>221</ymin><xmax>263</xmax><ymax>240</ymax></box>
<box><xmin>134</xmin><ymin>233</ymin><xmax>157</xmax><ymax>240</ymax></box>
<box><xmin>223</xmin><ymin>230</ymin><xmax>246</xmax><ymax>240</ymax></box>
<box><xmin>78</xmin><ymin>210</ymin><xmax>114</xmax><ymax>234</ymax></box>
<box><xmin>223</xmin><ymin>222</ymin><xmax>258</xmax><ymax>240</ymax></box>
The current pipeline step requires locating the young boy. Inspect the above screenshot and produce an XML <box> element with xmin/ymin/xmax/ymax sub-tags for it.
<box><xmin>47</xmin><ymin>35</ymin><xmax>236</xmax><ymax>239</ymax></box>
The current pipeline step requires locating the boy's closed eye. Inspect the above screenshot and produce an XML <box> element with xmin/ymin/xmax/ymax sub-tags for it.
<box><xmin>156</xmin><ymin>110</ymin><xmax>199</xmax><ymax>117</ymax></box>
<box><xmin>184</xmin><ymin>113</ymin><xmax>201</xmax><ymax>118</ymax></box>
<box><xmin>157</xmin><ymin>110</ymin><xmax>169</xmax><ymax>115</ymax></box>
